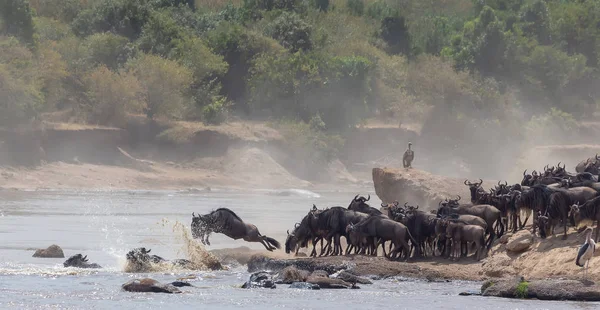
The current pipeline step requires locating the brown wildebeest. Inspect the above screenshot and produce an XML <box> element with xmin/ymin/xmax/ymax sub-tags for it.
<box><xmin>445</xmin><ymin>221</ymin><xmax>486</xmax><ymax>261</ymax></box>
<box><xmin>346</xmin><ymin>216</ymin><xmax>417</xmax><ymax>261</ymax></box>
<box><xmin>191</xmin><ymin>208</ymin><xmax>281</xmax><ymax>251</ymax></box>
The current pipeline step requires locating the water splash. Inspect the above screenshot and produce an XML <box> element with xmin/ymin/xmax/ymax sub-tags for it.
<box><xmin>163</xmin><ymin>218</ymin><xmax>224</xmax><ymax>271</ymax></box>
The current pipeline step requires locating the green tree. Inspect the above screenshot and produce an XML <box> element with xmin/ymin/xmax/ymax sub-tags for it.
<box><xmin>0</xmin><ymin>0</ymin><xmax>38</xmax><ymax>49</ymax></box>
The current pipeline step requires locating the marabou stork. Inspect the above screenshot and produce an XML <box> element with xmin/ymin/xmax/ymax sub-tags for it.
<box><xmin>576</xmin><ymin>227</ymin><xmax>596</xmax><ymax>280</ymax></box>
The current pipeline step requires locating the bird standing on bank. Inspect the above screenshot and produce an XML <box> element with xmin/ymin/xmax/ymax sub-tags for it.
<box><xmin>403</xmin><ymin>142</ymin><xmax>414</xmax><ymax>168</ymax></box>
<box><xmin>576</xmin><ymin>227</ymin><xmax>596</xmax><ymax>280</ymax></box>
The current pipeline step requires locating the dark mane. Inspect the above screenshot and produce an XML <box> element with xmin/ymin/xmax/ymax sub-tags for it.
<box><xmin>214</xmin><ymin>207</ymin><xmax>244</xmax><ymax>222</ymax></box>
<box><xmin>579</xmin><ymin>196</ymin><xmax>600</xmax><ymax>220</ymax></box>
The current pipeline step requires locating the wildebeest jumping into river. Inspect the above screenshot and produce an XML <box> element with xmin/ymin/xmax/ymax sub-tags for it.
<box><xmin>191</xmin><ymin>208</ymin><xmax>281</xmax><ymax>251</ymax></box>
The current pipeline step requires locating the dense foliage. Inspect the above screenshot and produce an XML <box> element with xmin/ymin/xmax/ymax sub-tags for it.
<box><xmin>1</xmin><ymin>0</ymin><xmax>600</xmax><ymax>168</ymax></box>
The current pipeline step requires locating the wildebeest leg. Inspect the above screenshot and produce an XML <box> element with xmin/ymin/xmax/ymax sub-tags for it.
<box><xmin>204</xmin><ymin>232</ymin><xmax>212</xmax><ymax>246</ymax></box>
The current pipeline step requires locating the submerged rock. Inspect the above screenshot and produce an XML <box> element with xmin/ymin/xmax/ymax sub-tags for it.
<box><xmin>32</xmin><ymin>244</ymin><xmax>64</xmax><ymax>258</ymax></box>
<box><xmin>289</xmin><ymin>282</ymin><xmax>320</xmax><ymax>290</ymax></box>
<box><xmin>122</xmin><ymin>278</ymin><xmax>182</xmax><ymax>294</ymax></box>
<box><xmin>242</xmin><ymin>271</ymin><xmax>276</xmax><ymax>289</ymax></box>
<box><xmin>481</xmin><ymin>278</ymin><xmax>600</xmax><ymax>301</ymax></box>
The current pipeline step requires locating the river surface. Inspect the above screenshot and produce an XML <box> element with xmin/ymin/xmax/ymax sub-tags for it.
<box><xmin>0</xmin><ymin>188</ymin><xmax>596</xmax><ymax>309</ymax></box>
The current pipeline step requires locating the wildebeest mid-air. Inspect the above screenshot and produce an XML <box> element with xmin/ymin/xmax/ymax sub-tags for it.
<box><xmin>190</xmin><ymin>208</ymin><xmax>281</xmax><ymax>251</ymax></box>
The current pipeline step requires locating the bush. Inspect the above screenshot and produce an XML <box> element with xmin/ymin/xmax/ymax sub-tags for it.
<box><xmin>264</xmin><ymin>11</ymin><xmax>312</xmax><ymax>52</ymax></box>
<box><xmin>29</xmin><ymin>0</ymin><xmax>88</xmax><ymax>23</ymax></box>
<box><xmin>127</xmin><ymin>53</ymin><xmax>194</xmax><ymax>120</ymax></box>
<box><xmin>347</xmin><ymin>0</ymin><xmax>364</xmax><ymax>16</ymax></box>
<box><xmin>380</xmin><ymin>13</ymin><xmax>411</xmax><ymax>56</ymax></box>
<box><xmin>0</xmin><ymin>64</ymin><xmax>43</xmax><ymax>127</ymax></box>
<box><xmin>71</xmin><ymin>0</ymin><xmax>153</xmax><ymax>39</ymax></box>
<box><xmin>35</xmin><ymin>17</ymin><xmax>72</xmax><ymax>42</ymax></box>
<box><xmin>0</xmin><ymin>0</ymin><xmax>38</xmax><ymax>49</ymax></box>
<box><xmin>84</xmin><ymin>32</ymin><xmax>136</xmax><ymax>70</ymax></box>
<box><xmin>82</xmin><ymin>65</ymin><xmax>145</xmax><ymax>127</ymax></box>
<box><xmin>201</xmin><ymin>97</ymin><xmax>231</xmax><ymax>124</ymax></box>
<box><xmin>137</xmin><ymin>9</ymin><xmax>187</xmax><ymax>57</ymax></box>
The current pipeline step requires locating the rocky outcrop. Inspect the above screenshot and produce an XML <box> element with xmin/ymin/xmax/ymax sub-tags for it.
<box><xmin>32</xmin><ymin>244</ymin><xmax>64</xmax><ymax>258</ymax></box>
<box><xmin>505</xmin><ymin>230</ymin><xmax>533</xmax><ymax>253</ymax></box>
<box><xmin>372</xmin><ymin>167</ymin><xmax>498</xmax><ymax>209</ymax></box>
<box><xmin>481</xmin><ymin>278</ymin><xmax>600</xmax><ymax>301</ymax></box>
<box><xmin>122</xmin><ymin>278</ymin><xmax>191</xmax><ymax>294</ymax></box>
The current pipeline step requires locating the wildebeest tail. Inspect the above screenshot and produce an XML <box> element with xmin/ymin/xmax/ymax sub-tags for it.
<box><xmin>406</xmin><ymin>228</ymin><xmax>419</xmax><ymax>248</ymax></box>
<box><xmin>264</xmin><ymin>236</ymin><xmax>281</xmax><ymax>249</ymax></box>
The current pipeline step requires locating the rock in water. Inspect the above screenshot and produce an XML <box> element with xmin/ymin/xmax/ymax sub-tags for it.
<box><xmin>333</xmin><ymin>271</ymin><xmax>373</xmax><ymax>285</ymax></box>
<box><xmin>289</xmin><ymin>282</ymin><xmax>320</xmax><ymax>290</ymax></box>
<box><xmin>242</xmin><ymin>271</ymin><xmax>276</xmax><ymax>289</ymax></box>
<box><xmin>32</xmin><ymin>244</ymin><xmax>65</xmax><ymax>258</ymax></box>
<box><xmin>122</xmin><ymin>278</ymin><xmax>182</xmax><ymax>294</ymax></box>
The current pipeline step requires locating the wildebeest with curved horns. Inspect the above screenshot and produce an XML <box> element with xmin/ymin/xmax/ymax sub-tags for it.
<box><xmin>191</xmin><ymin>208</ymin><xmax>281</xmax><ymax>251</ymax></box>
<box><xmin>348</xmin><ymin>194</ymin><xmax>386</xmax><ymax>217</ymax></box>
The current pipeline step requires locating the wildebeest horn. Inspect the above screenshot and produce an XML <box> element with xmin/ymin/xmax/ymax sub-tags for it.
<box><xmin>366</xmin><ymin>194</ymin><xmax>370</xmax><ymax>201</ymax></box>
<box><xmin>464</xmin><ymin>179</ymin><xmax>469</xmax><ymax>185</ymax></box>
<box><xmin>353</xmin><ymin>194</ymin><xmax>359</xmax><ymax>201</ymax></box>
<box><xmin>287</xmin><ymin>230</ymin><xmax>290</xmax><ymax>235</ymax></box>
<box><xmin>596</xmin><ymin>153</ymin><xmax>599</xmax><ymax>160</ymax></box>
<box><xmin>83</xmin><ymin>255</ymin><xmax>87</xmax><ymax>260</ymax></box>
<box><xmin>295</xmin><ymin>222</ymin><xmax>300</xmax><ymax>228</ymax></box>
<box><xmin>478</xmin><ymin>179</ymin><xmax>483</xmax><ymax>186</ymax></box>
<box><xmin>438</xmin><ymin>200</ymin><xmax>442</xmax><ymax>206</ymax></box>
<box><xmin>404</xmin><ymin>202</ymin><xmax>408</xmax><ymax>207</ymax></box>
<box><xmin>456</xmin><ymin>195</ymin><xmax>461</xmax><ymax>201</ymax></box>
<box><xmin>523</xmin><ymin>169</ymin><xmax>527</xmax><ymax>176</ymax></box>
<box><xmin>381</xmin><ymin>202</ymin><xmax>386</xmax><ymax>207</ymax></box>
<box><xmin>498</xmin><ymin>180</ymin><xmax>501</xmax><ymax>186</ymax></box>
<box><xmin>415</xmin><ymin>205</ymin><xmax>419</xmax><ymax>210</ymax></box>
<box><xmin>504</xmin><ymin>180</ymin><xmax>508</xmax><ymax>186</ymax></box>
<box><xmin>192</xmin><ymin>212</ymin><xmax>195</xmax><ymax>217</ymax></box>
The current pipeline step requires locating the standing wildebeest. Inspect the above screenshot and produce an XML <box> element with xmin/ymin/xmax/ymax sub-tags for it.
<box><xmin>190</xmin><ymin>208</ymin><xmax>281</xmax><ymax>251</ymax></box>
<box><xmin>444</xmin><ymin>221</ymin><xmax>486</xmax><ymax>261</ymax></box>
<box><xmin>346</xmin><ymin>216</ymin><xmax>417</xmax><ymax>261</ymax></box>
<box><xmin>438</xmin><ymin>201</ymin><xmax>503</xmax><ymax>249</ymax></box>
<box><xmin>399</xmin><ymin>206</ymin><xmax>438</xmax><ymax>258</ymax></box>
<box><xmin>348</xmin><ymin>194</ymin><xmax>385</xmax><ymax>217</ymax></box>
<box><xmin>537</xmin><ymin>186</ymin><xmax>599</xmax><ymax>239</ymax></box>
<box><xmin>63</xmin><ymin>254</ymin><xmax>102</xmax><ymax>268</ymax></box>
<box><xmin>570</xmin><ymin>196</ymin><xmax>600</xmax><ymax>241</ymax></box>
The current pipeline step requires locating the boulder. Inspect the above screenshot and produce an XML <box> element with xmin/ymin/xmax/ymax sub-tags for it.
<box><xmin>498</xmin><ymin>234</ymin><xmax>511</xmax><ymax>244</ymax></box>
<box><xmin>481</xmin><ymin>278</ymin><xmax>600</xmax><ymax>301</ymax></box>
<box><xmin>32</xmin><ymin>244</ymin><xmax>64</xmax><ymax>258</ymax></box>
<box><xmin>241</xmin><ymin>271</ymin><xmax>276</xmax><ymax>289</ymax></box>
<box><xmin>310</xmin><ymin>270</ymin><xmax>330</xmax><ymax>278</ymax></box>
<box><xmin>506</xmin><ymin>230</ymin><xmax>533</xmax><ymax>253</ymax></box>
<box><xmin>289</xmin><ymin>282</ymin><xmax>320</xmax><ymax>290</ymax></box>
<box><xmin>121</xmin><ymin>278</ymin><xmax>182</xmax><ymax>294</ymax></box>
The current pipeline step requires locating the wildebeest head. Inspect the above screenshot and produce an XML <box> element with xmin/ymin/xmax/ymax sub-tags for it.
<box><xmin>285</xmin><ymin>223</ymin><xmax>301</xmax><ymax>254</ymax></box>
<box><xmin>537</xmin><ymin>211</ymin><xmax>550</xmax><ymax>239</ymax></box>
<box><xmin>464</xmin><ymin>179</ymin><xmax>484</xmax><ymax>202</ymax></box>
<box><xmin>348</xmin><ymin>194</ymin><xmax>370</xmax><ymax>211</ymax></box>
<box><xmin>63</xmin><ymin>254</ymin><xmax>101</xmax><ymax>268</ymax></box>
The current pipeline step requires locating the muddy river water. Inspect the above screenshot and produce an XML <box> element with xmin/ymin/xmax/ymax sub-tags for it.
<box><xmin>0</xmin><ymin>188</ymin><xmax>595</xmax><ymax>309</ymax></box>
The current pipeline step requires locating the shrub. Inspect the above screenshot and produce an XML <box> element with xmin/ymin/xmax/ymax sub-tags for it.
<box><xmin>0</xmin><ymin>64</ymin><xmax>43</xmax><ymax>127</ymax></box>
<box><xmin>84</xmin><ymin>32</ymin><xmax>136</xmax><ymax>70</ymax></box>
<box><xmin>71</xmin><ymin>0</ymin><xmax>153</xmax><ymax>39</ymax></box>
<box><xmin>264</xmin><ymin>11</ymin><xmax>312</xmax><ymax>52</ymax></box>
<box><xmin>127</xmin><ymin>53</ymin><xmax>194</xmax><ymax>120</ymax></box>
<box><xmin>201</xmin><ymin>97</ymin><xmax>231</xmax><ymax>124</ymax></box>
<box><xmin>29</xmin><ymin>0</ymin><xmax>88</xmax><ymax>23</ymax></box>
<box><xmin>347</xmin><ymin>0</ymin><xmax>364</xmax><ymax>16</ymax></box>
<box><xmin>137</xmin><ymin>9</ymin><xmax>187</xmax><ymax>57</ymax></box>
<box><xmin>0</xmin><ymin>0</ymin><xmax>38</xmax><ymax>49</ymax></box>
<box><xmin>35</xmin><ymin>17</ymin><xmax>72</xmax><ymax>42</ymax></box>
<box><xmin>82</xmin><ymin>65</ymin><xmax>145</xmax><ymax>127</ymax></box>
<box><xmin>380</xmin><ymin>13</ymin><xmax>411</xmax><ymax>56</ymax></box>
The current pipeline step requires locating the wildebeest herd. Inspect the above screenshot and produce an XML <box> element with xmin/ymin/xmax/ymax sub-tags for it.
<box><xmin>188</xmin><ymin>154</ymin><xmax>600</xmax><ymax>263</ymax></box>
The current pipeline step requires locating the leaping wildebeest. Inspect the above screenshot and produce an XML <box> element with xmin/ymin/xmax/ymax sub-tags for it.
<box><xmin>191</xmin><ymin>208</ymin><xmax>281</xmax><ymax>251</ymax></box>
